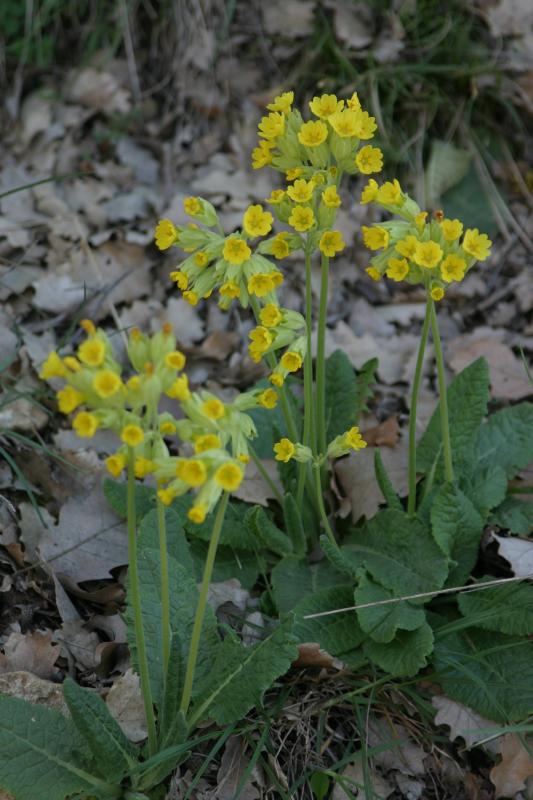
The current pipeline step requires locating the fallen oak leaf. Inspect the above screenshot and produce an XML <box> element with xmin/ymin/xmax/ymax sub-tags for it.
<box><xmin>490</xmin><ymin>734</ymin><xmax>533</xmax><ymax>798</ymax></box>
<box><xmin>292</xmin><ymin>643</ymin><xmax>339</xmax><ymax>669</ymax></box>
<box><xmin>0</xmin><ymin>631</ymin><xmax>60</xmax><ymax>680</ymax></box>
<box><xmin>361</xmin><ymin>416</ymin><xmax>400</xmax><ymax>448</ymax></box>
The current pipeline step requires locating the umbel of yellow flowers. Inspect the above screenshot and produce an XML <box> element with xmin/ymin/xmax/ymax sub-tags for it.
<box><xmin>360</xmin><ymin>179</ymin><xmax>492</xmax><ymax>300</ymax></box>
<box><xmin>39</xmin><ymin>321</ymin><xmax>271</xmax><ymax>524</ymax></box>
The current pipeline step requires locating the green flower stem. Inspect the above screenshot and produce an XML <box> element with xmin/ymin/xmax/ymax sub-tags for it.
<box><xmin>156</xmin><ymin>495</ymin><xmax>171</xmax><ymax>676</ymax></box>
<box><xmin>313</xmin><ymin>463</ymin><xmax>338</xmax><ymax>549</ymax></box>
<box><xmin>407</xmin><ymin>294</ymin><xmax>433</xmax><ymax>516</ymax></box>
<box><xmin>430</xmin><ymin>300</ymin><xmax>454</xmax><ymax>483</ymax></box>
<box><xmin>316</xmin><ymin>254</ymin><xmax>330</xmax><ymax>457</ymax></box>
<box><xmin>249</xmin><ymin>445</ymin><xmax>284</xmax><ymax>505</ymax></box>
<box><xmin>126</xmin><ymin>450</ymin><xmax>157</xmax><ymax>756</ymax></box>
<box><xmin>298</xmin><ymin>242</ymin><xmax>317</xmax><ymax>506</ymax></box>
<box><xmin>180</xmin><ymin>492</ymin><xmax>229</xmax><ymax>717</ymax></box>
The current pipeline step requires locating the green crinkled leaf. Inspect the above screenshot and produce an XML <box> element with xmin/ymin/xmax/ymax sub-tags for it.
<box><xmin>459</xmin><ymin>464</ymin><xmax>508</xmax><ymax>520</ymax></box>
<box><xmin>475</xmin><ymin>403</ymin><xmax>533</xmax><ymax>479</ymax></box>
<box><xmin>293</xmin><ymin>586</ymin><xmax>366</xmax><ymax>666</ymax></box>
<box><xmin>283</xmin><ymin>494</ymin><xmax>307</xmax><ymax>556</ymax></box>
<box><xmin>62</xmin><ymin>678</ymin><xmax>136</xmax><ymax>782</ymax></box>
<box><xmin>320</xmin><ymin>535</ymin><xmax>359</xmax><ymax>578</ymax></box>
<box><xmin>433</xmin><ymin>627</ymin><xmax>533</xmax><ymax>722</ymax></box>
<box><xmin>190</xmin><ymin>616</ymin><xmax>298</xmax><ymax>725</ymax></box>
<box><xmin>441</xmin><ymin>165</ymin><xmax>498</xmax><ymax>236</ymax></box>
<box><xmin>0</xmin><ymin>694</ymin><xmax>105</xmax><ymax>800</ymax></box>
<box><xmin>430</xmin><ymin>483</ymin><xmax>484</xmax><ymax>586</ymax></box>
<box><xmin>187</xmin><ymin>501</ymin><xmax>256</xmax><ymax>551</ymax></box>
<box><xmin>458</xmin><ymin>580</ymin><xmax>533</xmax><ymax>635</ymax></box>
<box><xmin>271</xmin><ymin>556</ymin><xmax>346</xmax><ymax>613</ymax></box>
<box><xmin>490</xmin><ymin>497</ymin><xmax>533</xmax><ymax>535</ymax></box>
<box><xmin>426</xmin><ymin>140</ymin><xmax>471</xmax><ymax>206</ymax></box>
<box><xmin>343</xmin><ymin>510</ymin><xmax>449</xmax><ymax>597</ymax></box>
<box><xmin>417</xmin><ymin>359</ymin><xmax>489</xmax><ymax>474</ymax></box>
<box><xmin>103</xmin><ymin>477</ymin><xmax>155</xmax><ymax>520</ymax></box>
<box><xmin>355</xmin><ymin>572</ymin><xmax>426</xmax><ymax>644</ymax></box>
<box><xmin>138</xmin><ymin>507</ymin><xmax>193</xmax><ymax>572</ymax></box>
<box><xmin>157</xmin><ymin>635</ymin><xmax>187</xmax><ymax>751</ymax></box>
<box><xmin>189</xmin><ymin>541</ymin><xmax>260</xmax><ymax>590</ymax></box>
<box><xmin>354</xmin><ymin>358</ymin><xmax>378</xmax><ymax>420</ymax></box>
<box><xmin>245</xmin><ymin>505</ymin><xmax>293</xmax><ymax>557</ymax></box>
<box><xmin>127</xmin><ymin>537</ymin><xmax>219</xmax><ymax>706</ymax></box>
<box><xmin>325</xmin><ymin>349</ymin><xmax>358</xmax><ymax>441</ymax></box>
<box><xmin>363</xmin><ymin>621</ymin><xmax>434</xmax><ymax>677</ymax></box>
<box><xmin>374</xmin><ymin>449</ymin><xmax>402</xmax><ymax>510</ymax></box>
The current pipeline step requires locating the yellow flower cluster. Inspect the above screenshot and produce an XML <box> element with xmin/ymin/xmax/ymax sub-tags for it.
<box><xmin>39</xmin><ymin>321</ymin><xmax>267</xmax><ymax>523</ymax></box>
<box><xmin>360</xmin><ymin>180</ymin><xmax>492</xmax><ymax>300</ymax></box>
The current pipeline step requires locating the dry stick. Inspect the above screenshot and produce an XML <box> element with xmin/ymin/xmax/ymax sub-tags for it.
<box><xmin>303</xmin><ymin>573</ymin><xmax>533</xmax><ymax>620</ymax></box>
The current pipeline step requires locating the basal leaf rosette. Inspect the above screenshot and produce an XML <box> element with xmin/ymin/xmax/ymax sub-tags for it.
<box><xmin>39</xmin><ymin>321</ymin><xmax>268</xmax><ymax>523</ymax></box>
<box><xmin>360</xmin><ymin>180</ymin><xmax>492</xmax><ymax>300</ymax></box>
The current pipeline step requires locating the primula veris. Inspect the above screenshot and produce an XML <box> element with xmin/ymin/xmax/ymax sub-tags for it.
<box><xmin>288</xmin><ymin>205</ymin><xmax>315</xmax><ymax>232</ymax></box>
<box><xmin>202</xmin><ymin>397</ymin><xmax>225</xmax><ymax>420</ymax></box>
<box><xmin>298</xmin><ymin>120</ymin><xmax>328</xmax><ymax>147</ymax></box>
<box><xmin>355</xmin><ymin>145</ymin><xmax>383</xmax><ymax>175</ymax></box>
<box><xmin>260</xmin><ymin>303</ymin><xmax>283</xmax><ymax>327</ymax></box>
<box><xmin>309</xmin><ymin>94</ymin><xmax>344</xmax><ymax>118</ymax></box>
<box><xmin>178</xmin><ymin>459</ymin><xmax>208</xmax><ymax>487</ymax></box>
<box><xmin>386</xmin><ymin>258</ymin><xmax>409</xmax><ymax>282</ymax></box>
<box><xmin>155</xmin><ymin>219</ymin><xmax>179</xmax><ymax>250</ymax></box>
<box><xmin>287</xmin><ymin>179</ymin><xmax>315</xmax><ymax>203</ymax></box>
<box><xmin>214</xmin><ymin>462</ymin><xmax>243</xmax><ymax>491</ymax></box>
<box><xmin>362</xmin><ymin>226</ymin><xmax>389</xmax><ymax>250</ymax></box>
<box><xmin>243</xmin><ymin>205</ymin><xmax>273</xmax><ymax>237</ymax></box>
<box><xmin>267</xmin><ymin>91</ymin><xmax>294</xmax><ymax>114</ymax></box>
<box><xmin>78</xmin><ymin>339</ymin><xmax>106</xmax><ymax>367</ymax></box>
<box><xmin>440</xmin><ymin>218</ymin><xmax>463</xmax><ymax>242</ymax></box>
<box><xmin>274</xmin><ymin>438</ymin><xmax>295</xmax><ymax>462</ymax></box>
<box><xmin>223</xmin><ymin>237</ymin><xmax>251</xmax><ymax>265</ymax></box>
<box><xmin>329</xmin><ymin>109</ymin><xmax>361</xmax><ymax>138</ymax></box>
<box><xmin>441</xmin><ymin>254</ymin><xmax>466</xmax><ymax>283</ymax></box>
<box><xmin>258</xmin><ymin>388</ymin><xmax>278</xmax><ymax>409</ymax></box>
<box><xmin>319</xmin><ymin>231</ymin><xmax>345</xmax><ymax>258</ymax></box>
<box><xmin>462</xmin><ymin>228</ymin><xmax>492</xmax><ymax>260</ymax></box>
<box><xmin>73</xmin><ymin>411</ymin><xmax>98</xmax><ymax>438</ymax></box>
<box><xmin>322</xmin><ymin>185</ymin><xmax>341</xmax><ymax>208</ymax></box>
<box><xmin>258</xmin><ymin>112</ymin><xmax>285</xmax><ymax>140</ymax></box>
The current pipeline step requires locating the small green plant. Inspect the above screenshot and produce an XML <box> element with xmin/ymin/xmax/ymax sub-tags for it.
<box><xmin>2</xmin><ymin>88</ymin><xmax>533</xmax><ymax>799</ymax></box>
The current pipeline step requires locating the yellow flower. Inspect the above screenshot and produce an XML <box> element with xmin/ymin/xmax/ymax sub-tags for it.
<box><xmin>220</xmin><ymin>281</ymin><xmax>241</xmax><ymax>299</ymax></box>
<box><xmin>80</xmin><ymin>319</ymin><xmax>96</xmax><ymax>336</ymax></box>
<box><xmin>93</xmin><ymin>370</ymin><xmax>123</xmax><ymax>398</ymax></box>
<box><xmin>238</xmin><ymin>453</ymin><xmax>250</xmax><ymax>464</ymax></box>
<box><xmin>121</xmin><ymin>425</ymin><xmax>145</xmax><ymax>447</ymax></box>
<box><xmin>170</xmin><ymin>270</ymin><xmax>188</xmax><ymax>290</ymax></box>
<box><xmin>252</xmin><ymin>140</ymin><xmax>274</xmax><ymax>169</ymax></box>
<box><xmin>413</xmin><ymin>241</ymin><xmax>443</xmax><ymax>269</ymax></box>
<box><xmin>258</xmin><ymin>112</ymin><xmax>285</xmax><ymax>140</ymax></box>
<box><xmin>188</xmin><ymin>504</ymin><xmax>207</xmax><ymax>524</ymax></box>
<box><xmin>271</xmin><ymin>271</ymin><xmax>284</xmax><ymax>288</ymax></box>
<box><xmin>177</xmin><ymin>459</ymin><xmax>207</xmax><ymax>487</ymax></box>
<box><xmin>329</xmin><ymin>109</ymin><xmax>360</xmax><ymax>138</ymax></box>
<box><xmin>73</xmin><ymin>411</ymin><xmax>98</xmax><ymax>438</ymax></box>
<box><xmin>414</xmin><ymin>211</ymin><xmax>428</xmax><ymax>232</ymax></box>
<box><xmin>280</xmin><ymin>351</ymin><xmax>303</xmax><ymax>372</ymax></box>
<box><xmin>365</xmin><ymin>266</ymin><xmax>382</xmax><ymax>282</ymax></box>
<box><xmin>462</xmin><ymin>228</ymin><xmax>492</xmax><ymax>261</ymax></box>
<box><xmin>56</xmin><ymin>386</ymin><xmax>84</xmax><ymax>414</ymax></box>
<box><xmin>286</xmin><ymin>168</ymin><xmax>302</xmax><ymax>181</ymax></box>
<box><xmin>164</xmin><ymin>350</ymin><xmax>186</xmax><ymax>371</ymax></box>
<box><xmin>78</xmin><ymin>339</ymin><xmax>106</xmax><ymax>367</ymax></box>
<box><xmin>360</xmin><ymin>179</ymin><xmax>379</xmax><ymax>205</ymax></box>
<box><xmin>352</xmin><ymin>110</ymin><xmax>377</xmax><ymax>139</ymax></box>
<box><xmin>287</xmin><ymin>179</ymin><xmax>315</xmax><ymax>203</ymax></box>
<box><xmin>194</xmin><ymin>251</ymin><xmax>210</xmax><ymax>267</ymax></box>
<box><xmin>223</xmin><ymin>237</ymin><xmax>251</xmax><ymax>265</ymax></box>
<box><xmin>431</xmin><ymin>286</ymin><xmax>445</xmax><ymax>301</ymax></box>
<box><xmin>134</xmin><ymin>457</ymin><xmax>156</xmax><ymax>478</ymax></box>
<box><xmin>297</xmin><ymin>120</ymin><xmax>328</xmax><ymax>147</ymax></box>
<box><xmin>260</xmin><ymin>303</ymin><xmax>283</xmax><ymax>327</ymax></box>
<box><xmin>166</xmin><ymin>375</ymin><xmax>190</xmax><ymax>401</ymax></box>
<box><xmin>440</xmin><ymin>218</ymin><xmax>463</xmax><ymax>242</ymax></box>
<box><xmin>243</xmin><ymin>204</ymin><xmax>273</xmax><ymax>237</ymax></box>
<box><xmin>155</xmin><ymin>219</ymin><xmax>178</xmax><ymax>250</ymax></box>
<box><xmin>376</xmin><ymin>179</ymin><xmax>402</xmax><ymax>205</ymax></box>
<box><xmin>183</xmin><ymin>196</ymin><xmax>201</xmax><ymax>216</ymax></box>
<box><xmin>346</xmin><ymin>92</ymin><xmax>361</xmax><ymax>111</ymax></box>
<box><xmin>288</xmin><ymin>205</ymin><xmax>315</xmax><ymax>232</ymax></box>
<box><xmin>194</xmin><ymin>434</ymin><xmax>221</xmax><ymax>453</ymax></box>
<box><xmin>322</xmin><ymin>185</ymin><xmax>341</xmax><ymax>208</ymax></box>
<box><xmin>441</xmin><ymin>254</ymin><xmax>466</xmax><ymax>283</ymax></box>
<box><xmin>158</xmin><ymin>487</ymin><xmax>177</xmax><ymax>506</ymax></box>
<box><xmin>183</xmin><ymin>290</ymin><xmax>199</xmax><ymax>306</ymax></box>
<box><xmin>258</xmin><ymin>388</ymin><xmax>278</xmax><ymax>409</ymax></box>
<box><xmin>271</xmin><ymin>234</ymin><xmax>290</xmax><ymax>259</ymax></box>
<box><xmin>362</xmin><ymin>226</ymin><xmax>389</xmax><ymax>250</ymax></box>
<box><xmin>160</xmin><ymin>421</ymin><xmax>177</xmax><ymax>435</ymax></box>
<box><xmin>355</xmin><ymin>145</ymin><xmax>383</xmax><ymax>175</ymax></box>
<box><xmin>309</xmin><ymin>94</ymin><xmax>344</xmax><ymax>118</ymax></box>
<box><xmin>269</xmin><ymin>372</ymin><xmax>284</xmax><ymax>387</ymax></box>
<box><xmin>63</xmin><ymin>356</ymin><xmax>81</xmax><ymax>372</ymax></box>
<box><xmin>105</xmin><ymin>453</ymin><xmax>126</xmax><ymax>477</ymax></box>
<box><xmin>127</xmin><ymin>376</ymin><xmax>141</xmax><ymax>392</ymax></box>
<box><xmin>266</xmin><ymin>189</ymin><xmax>286</xmax><ymax>204</ymax></box>
<box><xmin>202</xmin><ymin>397</ymin><xmax>225</xmax><ymax>420</ymax></box>
<box><xmin>273</xmin><ymin>438</ymin><xmax>295</xmax><ymax>462</ymax></box>
<box><xmin>249</xmin><ymin>326</ymin><xmax>273</xmax><ymax>352</ymax></box>
<box><xmin>342</xmin><ymin>426</ymin><xmax>367</xmax><ymax>451</ymax></box>
<box><xmin>319</xmin><ymin>230</ymin><xmax>345</xmax><ymax>257</ymax></box>
<box><xmin>267</xmin><ymin>91</ymin><xmax>294</xmax><ymax>114</ymax></box>
<box><xmin>214</xmin><ymin>462</ymin><xmax>243</xmax><ymax>491</ymax></box>
<box><xmin>248</xmin><ymin>273</ymin><xmax>275</xmax><ymax>297</ymax></box>
<box><xmin>106</xmin><ymin>452</ymin><xmax>128</xmax><ymax>478</ymax></box>
<box><xmin>395</xmin><ymin>235</ymin><xmax>418</xmax><ymax>259</ymax></box>
<box><xmin>386</xmin><ymin>258</ymin><xmax>409</xmax><ymax>282</ymax></box>
<box><xmin>40</xmin><ymin>351</ymin><xmax>67</xmax><ymax>379</ymax></box>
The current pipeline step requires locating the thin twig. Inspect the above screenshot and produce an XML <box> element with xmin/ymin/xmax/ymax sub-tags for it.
<box><xmin>303</xmin><ymin>573</ymin><xmax>533</xmax><ymax>620</ymax></box>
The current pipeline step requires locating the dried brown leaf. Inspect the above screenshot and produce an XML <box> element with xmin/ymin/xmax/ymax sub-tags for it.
<box><xmin>0</xmin><ymin>631</ymin><xmax>60</xmax><ymax>680</ymax></box>
<box><xmin>490</xmin><ymin>734</ymin><xmax>533</xmax><ymax>798</ymax></box>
